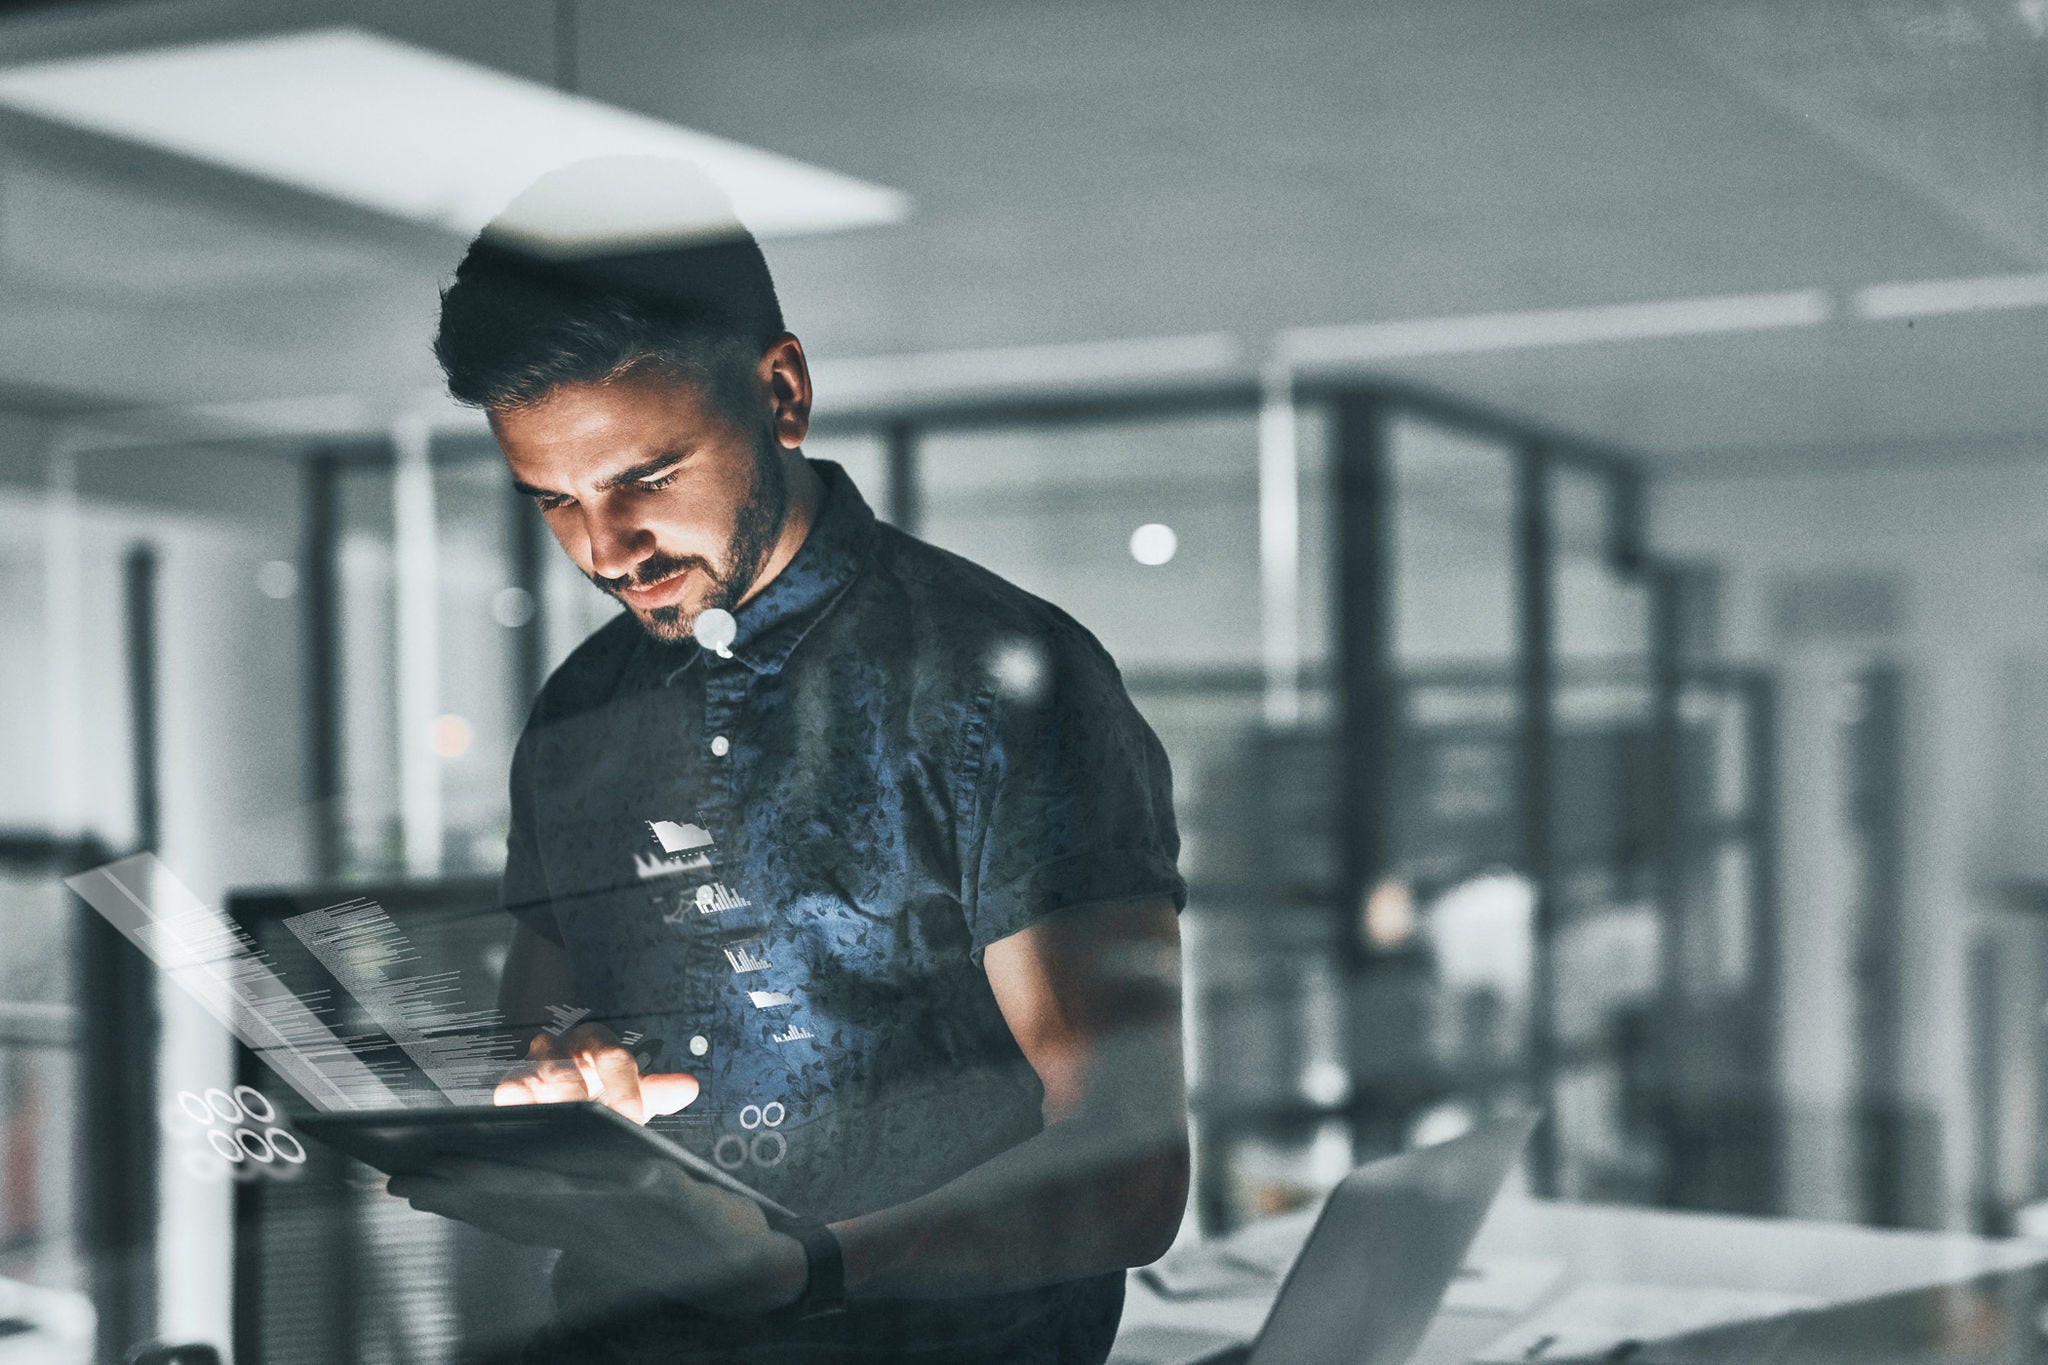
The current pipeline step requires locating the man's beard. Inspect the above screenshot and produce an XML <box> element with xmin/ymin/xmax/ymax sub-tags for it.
<box><xmin>590</xmin><ymin>436</ymin><xmax>790</xmax><ymax>644</ymax></box>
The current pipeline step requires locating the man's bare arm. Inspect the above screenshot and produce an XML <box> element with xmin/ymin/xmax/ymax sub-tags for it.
<box><xmin>828</xmin><ymin>895</ymin><xmax>1189</xmax><ymax>1299</ymax></box>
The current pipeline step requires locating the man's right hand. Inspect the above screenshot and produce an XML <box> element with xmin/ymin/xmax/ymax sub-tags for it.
<box><xmin>494</xmin><ymin>1021</ymin><xmax>699</xmax><ymax>1125</ymax></box>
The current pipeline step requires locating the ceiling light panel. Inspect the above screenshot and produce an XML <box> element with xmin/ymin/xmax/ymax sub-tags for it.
<box><xmin>1854</xmin><ymin>272</ymin><xmax>2048</xmax><ymax>321</ymax></box>
<box><xmin>0</xmin><ymin>27</ymin><xmax>907</xmax><ymax>247</ymax></box>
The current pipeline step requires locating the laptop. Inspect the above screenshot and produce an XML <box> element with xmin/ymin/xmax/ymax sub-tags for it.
<box><xmin>1120</xmin><ymin>1113</ymin><xmax>1538</xmax><ymax>1365</ymax></box>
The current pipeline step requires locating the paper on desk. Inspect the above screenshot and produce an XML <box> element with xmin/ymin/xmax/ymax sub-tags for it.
<box><xmin>1473</xmin><ymin>1283</ymin><xmax>1818</xmax><ymax>1362</ymax></box>
<box><xmin>1213</xmin><ymin>1208</ymin><xmax>1321</xmax><ymax>1277</ymax></box>
<box><xmin>1443</xmin><ymin>1255</ymin><xmax>1566</xmax><ymax>1316</ymax></box>
<box><xmin>1137</xmin><ymin>1240</ymin><xmax>1274</xmax><ymax>1300</ymax></box>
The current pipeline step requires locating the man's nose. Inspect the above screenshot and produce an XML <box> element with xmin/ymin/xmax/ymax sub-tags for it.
<box><xmin>582</xmin><ymin>500</ymin><xmax>655</xmax><ymax>582</ymax></box>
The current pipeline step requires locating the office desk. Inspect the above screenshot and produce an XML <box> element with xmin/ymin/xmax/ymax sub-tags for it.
<box><xmin>1112</xmin><ymin>1198</ymin><xmax>2048</xmax><ymax>1364</ymax></box>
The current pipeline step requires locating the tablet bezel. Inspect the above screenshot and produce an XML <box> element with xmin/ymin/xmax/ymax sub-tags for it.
<box><xmin>296</xmin><ymin>1102</ymin><xmax>802</xmax><ymax>1226</ymax></box>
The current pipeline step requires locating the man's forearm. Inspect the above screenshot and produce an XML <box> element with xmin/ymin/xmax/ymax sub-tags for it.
<box><xmin>830</xmin><ymin>1108</ymin><xmax>1189</xmax><ymax>1301</ymax></box>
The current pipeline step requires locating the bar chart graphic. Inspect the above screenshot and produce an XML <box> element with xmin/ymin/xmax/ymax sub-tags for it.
<box><xmin>722</xmin><ymin>941</ymin><xmax>772</xmax><ymax>973</ymax></box>
<box><xmin>695</xmin><ymin>882</ymin><xmax>749</xmax><ymax>914</ymax></box>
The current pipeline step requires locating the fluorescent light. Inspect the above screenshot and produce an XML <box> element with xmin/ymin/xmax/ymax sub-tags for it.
<box><xmin>1280</xmin><ymin>289</ymin><xmax>1832</xmax><ymax>365</ymax></box>
<box><xmin>1854</xmin><ymin>272</ymin><xmax>2048</xmax><ymax>321</ymax></box>
<box><xmin>0</xmin><ymin>27</ymin><xmax>906</xmax><ymax>247</ymax></box>
<box><xmin>812</xmin><ymin>333</ymin><xmax>1246</xmax><ymax>402</ymax></box>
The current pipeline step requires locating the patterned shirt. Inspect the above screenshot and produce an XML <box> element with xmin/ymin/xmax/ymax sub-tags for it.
<box><xmin>502</xmin><ymin>459</ymin><xmax>1184</xmax><ymax>1363</ymax></box>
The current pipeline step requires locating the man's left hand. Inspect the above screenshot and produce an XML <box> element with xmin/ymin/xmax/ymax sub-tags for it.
<box><xmin>388</xmin><ymin>1155</ymin><xmax>806</xmax><ymax>1316</ymax></box>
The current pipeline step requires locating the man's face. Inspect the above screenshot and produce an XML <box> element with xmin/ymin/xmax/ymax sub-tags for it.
<box><xmin>492</xmin><ymin>369</ymin><xmax>790</xmax><ymax>643</ymax></box>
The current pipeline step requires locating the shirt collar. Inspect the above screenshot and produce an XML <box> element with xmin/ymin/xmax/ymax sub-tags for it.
<box><xmin>651</xmin><ymin>458</ymin><xmax>876</xmax><ymax>684</ymax></box>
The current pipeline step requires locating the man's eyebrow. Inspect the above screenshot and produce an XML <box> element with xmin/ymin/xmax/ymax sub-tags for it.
<box><xmin>510</xmin><ymin>450</ymin><xmax>691</xmax><ymax>500</ymax></box>
<box><xmin>596</xmin><ymin>451</ymin><xmax>689</xmax><ymax>491</ymax></box>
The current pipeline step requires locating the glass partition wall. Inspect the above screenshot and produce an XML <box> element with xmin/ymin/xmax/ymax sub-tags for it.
<box><xmin>298</xmin><ymin>383</ymin><xmax>1776</xmax><ymax>1233</ymax></box>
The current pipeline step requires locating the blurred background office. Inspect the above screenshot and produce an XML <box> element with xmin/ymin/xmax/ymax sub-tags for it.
<box><xmin>4</xmin><ymin>0</ymin><xmax>2048</xmax><ymax>1360</ymax></box>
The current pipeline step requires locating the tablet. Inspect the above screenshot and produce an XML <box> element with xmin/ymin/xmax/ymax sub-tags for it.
<box><xmin>296</xmin><ymin>1102</ymin><xmax>802</xmax><ymax>1226</ymax></box>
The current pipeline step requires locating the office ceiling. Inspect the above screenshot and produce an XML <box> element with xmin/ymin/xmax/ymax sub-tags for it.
<box><xmin>0</xmin><ymin>0</ymin><xmax>2044</xmax><ymax>468</ymax></box>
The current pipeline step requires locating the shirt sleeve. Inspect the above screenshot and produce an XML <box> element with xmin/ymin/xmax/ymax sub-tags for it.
<box><xmin>500</xmin><ymin>722</ymin><xmax>564</xmax><ymax>946</ymax></box>
<box><xmin>962</xmin><ymin>620</ymin><xmax>1186</xmax><ymax>959</ymax></box>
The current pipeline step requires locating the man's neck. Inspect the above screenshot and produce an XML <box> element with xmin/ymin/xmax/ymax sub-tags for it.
<box><xmin>736</xmin><ymin>452</ymin><xmax>826</xmax><ymax>610</ymax></box>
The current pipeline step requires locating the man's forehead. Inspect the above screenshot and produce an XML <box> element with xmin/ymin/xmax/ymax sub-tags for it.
<box><xmin>493</xmin><ymin>379</ymin><xmax>713</xmax><ymax>473</ymax></box>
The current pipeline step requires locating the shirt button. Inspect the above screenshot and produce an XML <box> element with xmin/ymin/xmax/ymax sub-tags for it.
<box><xmin>689</xmin><ymin>1035</ymin><xmax>709</xmax><ymax>1058</ymax></box>
<box><xmin>709</xmin><ymin>735</ymin><xmax>731</xmax><ymax>757</ymax></box>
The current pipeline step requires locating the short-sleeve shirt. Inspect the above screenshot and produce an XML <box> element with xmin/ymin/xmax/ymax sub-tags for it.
<box><xmin>501</xmin><ymin>460</ymin><xmax>1184</xmax><ymax>1364</ymax></box>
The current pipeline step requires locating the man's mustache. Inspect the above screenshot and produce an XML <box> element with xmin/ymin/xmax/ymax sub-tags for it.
<box><xmin>588</xmin><ymin>554</ymin><xmax>714</xmax><ymax>596</ymax></box>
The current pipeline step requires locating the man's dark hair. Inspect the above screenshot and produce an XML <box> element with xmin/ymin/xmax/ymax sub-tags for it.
<box><xmin>434</xmin><ymin>231</ymin><xmax>786</xmax><ymax>417</ymax></box>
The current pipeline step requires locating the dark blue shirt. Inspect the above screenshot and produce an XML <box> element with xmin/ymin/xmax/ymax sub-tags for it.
<box><xmin>502</xmin><ymin>461</ymin><xmax>1184</xmax><ymax>1363</ymax></box>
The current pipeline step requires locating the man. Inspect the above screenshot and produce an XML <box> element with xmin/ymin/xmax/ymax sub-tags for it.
<box><xmin>391</xmin><ymin>166</ymin><xmax>1189</xmax><ymax>1364</ymax></box>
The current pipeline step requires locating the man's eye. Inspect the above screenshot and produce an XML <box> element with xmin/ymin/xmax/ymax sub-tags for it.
<box><xmin>635</xmin><ymin>472</ymin><xmax>679</xmax><ymax>492</ymax></box>
<box><xmin>533</xmin><ymin>494</ymin><xmax>570</xmax><ymax>512</ymax></box>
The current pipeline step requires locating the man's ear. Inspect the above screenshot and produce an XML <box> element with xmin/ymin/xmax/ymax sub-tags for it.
<box><xmin>761</xmin><ymin>334</ymin><xmax>812</xmax><ymax>449</ymax></box>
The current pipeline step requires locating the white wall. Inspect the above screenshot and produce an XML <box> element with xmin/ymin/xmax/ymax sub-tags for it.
<box><xmin>1654</xmin><ymin>451</ymin><xmax>2048</xmax><ymax>1230</ymax></box>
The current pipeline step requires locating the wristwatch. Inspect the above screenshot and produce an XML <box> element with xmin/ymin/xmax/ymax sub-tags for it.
<box><xmin>787</xmin><ymin>1219</ymin><xmax>845</xmax><ymax>1318</ymax></box>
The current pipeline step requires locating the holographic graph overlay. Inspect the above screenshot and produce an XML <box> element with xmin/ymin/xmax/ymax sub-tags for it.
<box><xmin>637</xmin><ymin>819</ymin><xmax>716</xmax><ymax>880</ymax></box>
<box><xmin>283</xmin><ymin>897</ymin><xmax>515</xmax><ymax>1105</ymax></box>
<box><xmin>694</xmin><ymin>882</ymin><xmax>748</xmax><ymax>914</ymax></box>
<box><xmin>66</xmin><ymin>854</ymin><xmax>402</xmax><ymax>1111</ymax></box>
<box><xmin>722</xmin><ymin>940</ymin><xmax>772</xmax><ymax>973</ymax></box>
<box><xmin>541</xmin><ymin>1004</ymin><xmax>593</xmax><ymax>1036</ymax></box>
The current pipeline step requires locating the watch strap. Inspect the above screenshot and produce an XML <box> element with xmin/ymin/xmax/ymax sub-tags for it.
<box><xmin>790</xmin><ymin>1220</ymin><xmax>845</xmax><ymax>1318</ymax></box>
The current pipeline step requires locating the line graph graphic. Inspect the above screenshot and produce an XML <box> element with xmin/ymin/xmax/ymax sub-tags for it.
<box><xmin>635</xmin><ymin>849</ymin><xmax>710</xmax><ymax>880</ymax></box>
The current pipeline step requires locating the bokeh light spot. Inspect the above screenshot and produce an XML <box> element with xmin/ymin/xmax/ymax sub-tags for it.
<box><xmin>430</xmin><ymin>713</ymin><xmax>472</xmax><ymax>758</ymax></box>
<box><xmin>1129</xmin><ymin>523</ymin><xmax>1178</xmax><ymax>566</ymax></box>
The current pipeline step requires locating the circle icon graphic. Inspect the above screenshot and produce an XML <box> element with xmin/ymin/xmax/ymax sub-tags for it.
<box><xmin>714</xmin><ymin>1135</ymin><xmax>748</xmax><ymax>1169</ymax></box>
<box><xmin>176</xmin><ymin>1091</ymin><xmax>214</xmax><ymax>1126</ymax></box>
<box><xmin>236</xmin><ymin>1129</ymin><xmax>276</xmax><ymax>1164</ymax></box>
<box><xmin>234</xmin><ymin>1085</ymin><xmax>276</xmax><ymax>1123</ymax></box>
<box><xmin>266</xmin><ymin>1128</ymin><xmax>307</xmax><ymax>1165</ymax></box>
<box><xmin>693</xmin><ymin>607</ymin><xmax>738</xmax><ymax>657</ymax></box>
<box><xmin>203</xmin><ymin>1088</ymin><xmax>243</xmax><ymax>1124</ymax></box>
<box><xmin>739</xmin><ymin>1104</ymin><xmax>762</xmax><ymax>1130</ymax></box>
<box><xmin>751</xmin><ymin>1132</ymin><xmax>787</xmax><ymax>1167</ymax></box>
<box><xmin>761</xmin><ymin>1102</ymin><xmax>786</xmax><ymax>1128</ymax></box>
<box><xmin>207</xmin><ymin>1129</ymin><xmax>246</xmax><ymax>1164</ymax></box>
